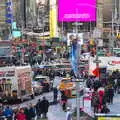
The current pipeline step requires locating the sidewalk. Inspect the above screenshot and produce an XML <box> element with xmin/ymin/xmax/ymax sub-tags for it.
<box><xmin>108</xmin><ymin>93</ymin><xmax>120</xmax><ymax>114</ymax></box>
<box><xmin>47</xmin><ymin>97</ymin><xmax>92</xmax><ymax>120</ymax></box>
<box><xmin>47</xmin><ymin>93</ymin><xmax>120</xmax><ymax>120</ymax></box>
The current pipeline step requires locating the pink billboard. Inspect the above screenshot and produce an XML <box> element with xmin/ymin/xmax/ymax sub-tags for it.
<box><xmin>58</xmin><ymin>0</ymin><xmax>96</xmax><ymax>22</ymax></box>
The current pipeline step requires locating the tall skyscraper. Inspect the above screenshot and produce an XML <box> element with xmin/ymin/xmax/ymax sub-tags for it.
<box><xmin>0</xmin><ymin>0</ymin><xmax>20</xmax><ymax>40</ymax></box>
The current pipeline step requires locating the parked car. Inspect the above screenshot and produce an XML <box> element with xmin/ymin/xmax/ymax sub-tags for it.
<box><xmin>34</xmin><ymin>75</ymin><xmax>53</xmax><ymax>93</ymax></box>
<box><xmin>32</xmin><ymin>81</ymin><xmax>43</xmax><ymax>95</ymax></box>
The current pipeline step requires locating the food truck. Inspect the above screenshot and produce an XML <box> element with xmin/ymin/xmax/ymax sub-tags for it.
<box><xmin>0</xmin><ymin>65</ymin><xmax>33</xmax><ymax>102</ymax></box>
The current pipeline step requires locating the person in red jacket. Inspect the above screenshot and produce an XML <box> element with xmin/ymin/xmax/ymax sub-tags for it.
<box><xmin>16</xmin><ymin>108</ymin><xmax>26</xmax><ymax>120</ymax></box>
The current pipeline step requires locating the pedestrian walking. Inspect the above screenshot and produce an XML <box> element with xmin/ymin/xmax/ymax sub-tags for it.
<box><xmin>53</xmin><ymin>87</ymin><xmax>58</xmax><ymax>103</ymax></box>
<box><xmin>41</xmin><ymin>97</ymin><xmax>49</xmax><ymax>118</ymax></box>
<box><xmin>108</xmin><ymin>86</ymin><xmax>114</xmax><ymax>104</ymax></box>
<box><xmin>66</xmin><ymin>107</ymin><xmax>73</xmax><ymax>120</ymax></box>
<box><xmin>91</xmin><ymin>91</ymin><xmax>99</xmax><ymax>113</ymax></box>
<box><xmin>101</xmin><ymin>104</ymin><xmax>110</xmax><ymax>114</ymax></box>
<box><xmin>98</xmin><ymin>87</ymin><xmax>105</xmax><ymax>112</ymax></box>
<box><xmin>35</xmin><ymin>99</ymin><xmax>42</xmax><ymax>119</ymax></box>
<box><xmin>16</xmin><ymin>108</ymin><xmax>26</xmax><ymax>120</ymax></box>
<box><xmin>114</xmin><ymin>79</ymin><xmax>118</xmax><ymax>94</ymax></box>
<box><xmin>29</xmin><ymin>104</ymin><xmax>36</xmax><ymax>120</ymax></box>
<box><xmin>3</xmin><ymin>106</ymin><xmax>13</xmax><ymax>120</ymax></box>
<box><xmin>61</xmin><ymin>91</ymin><xmax>68</xmax><ymax>111</ymax></box>
<box><xmin>24</xmin><ymin>107</ymin><xmax>31</xmax><ymax>120</ymax></box>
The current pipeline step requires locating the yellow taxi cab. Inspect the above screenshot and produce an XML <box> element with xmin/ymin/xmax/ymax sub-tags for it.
<box><xmin>58</xmin><ymin>77</ymin><xmax>76</xmax><ymax>98</ymax></box>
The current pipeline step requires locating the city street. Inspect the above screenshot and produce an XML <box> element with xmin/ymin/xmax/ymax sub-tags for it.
<box><xmin>0</xmin><ymin>0</ymin><xmax>120</xmax><ymax>120</ymax></box>
<box><xmin>10</xmin><ymin>87</ymin><xmax>120</xmax><ymax>120</ymax></box>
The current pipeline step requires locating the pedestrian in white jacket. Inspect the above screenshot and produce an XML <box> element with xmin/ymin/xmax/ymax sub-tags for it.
<box><xmin>66</xmin><ymin>107</ymin><xmax>73</xmax><ymax>120</ymax></box>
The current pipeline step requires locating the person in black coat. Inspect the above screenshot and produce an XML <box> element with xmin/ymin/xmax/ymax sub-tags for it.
<box><xmin>41</xmin><ymin>97</ymin><xmax>49</xmax><ymax>118</ymax></box>
<box><xmin>108</xmin><ymin>87</ymin><xmax>114</xmax><ymax>104</ymax></box>
<box><xmin>101</xmin><ymin>104</ymin><xmax>110</xmax><ymax>113</ymax></box>
<box><xmin>36</xmin><ymin>99</ymin><xmax>42</xmax><ymax>119</ymax></box>
<box><xmin>61</xmin><ymin>92</ymin><xmax>68</xmax><ymax>111</ymax></box>
<box><xmin>53</xmin><ymin>87</ymin><xmax>58</xmax><ymax>103</ymax></box>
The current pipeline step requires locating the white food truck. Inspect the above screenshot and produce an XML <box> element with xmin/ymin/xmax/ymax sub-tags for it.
<box><xmin>0</xmin><ymin>65</ymin><xmax>33</xmax><ymax>102</ymax></box>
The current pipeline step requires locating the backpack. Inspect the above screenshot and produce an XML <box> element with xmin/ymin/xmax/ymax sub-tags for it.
<box><xmin>92</xmin><ymin>95</ymin><xmax>99</xmax><ymax>106</ymax></box>
<box><xmin>101</xmin><ymin>106</ymin><xmax>110</xmax><ymax>113</ymax></box>
<box><xmin>29</xmin><ymin>107</ymin><xmax>36</xmax><ymax>118</ymax></box>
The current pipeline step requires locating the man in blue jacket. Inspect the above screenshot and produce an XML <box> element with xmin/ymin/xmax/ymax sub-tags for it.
<box><xmin>3</xmin><ymin>106</ymin><xmax>13</xmax><ymax>120</ymax></box>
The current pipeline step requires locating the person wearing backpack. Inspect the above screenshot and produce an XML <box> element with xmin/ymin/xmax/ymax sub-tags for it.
<box><xmin>101</xmin><ymin>104</ymin><xmax>110</xmax><ymax>113</ymax></box>
<box><xmin>41</xmin><ymin>97</ymin><xmax>49</xmax><ymax>118</ymax></box>
<box><xmin>29</xmin><ymin>104</ymin><xmax>36</xmax><ymax>120</ymax></box>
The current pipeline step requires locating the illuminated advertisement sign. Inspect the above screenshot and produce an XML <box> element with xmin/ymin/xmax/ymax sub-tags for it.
<box><xmin>58</xmin><ymin>0</ymin><xmax>96</xmax><ymax>22</ymax></box>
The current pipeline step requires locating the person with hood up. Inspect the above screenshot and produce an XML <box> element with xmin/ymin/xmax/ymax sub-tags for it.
<box><xmin>66</xmin><ymin>107</ymin><xmax>73</xmax><ymax>120</ymax></box>
<box><xmin>41</xmin><ymin>97</ymin><xmax>49</xmax><ymax>118</ymax></box>
<box><xmin>16</xmin><ymin>108</ymin><xmax>26</xmax><ymax>120</ymax></box>
<box><xmin>35</xmin><ymin>99</ymin><xmax>42</xmax><ymax>119</ymax></box>
<box><xmin>3</xmin><ymin>106</ymin><xmax>13</xmax><ymax>120</ymax></box>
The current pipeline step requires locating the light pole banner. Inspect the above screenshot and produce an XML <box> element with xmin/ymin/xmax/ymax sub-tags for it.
<box><xmin>49</xmin><ymin>0</ymin><xmax>58</xmax><ymax>38</ymax></box>
<box><xmin>67</xmin><ymin>33</ymin><xmax>83</xmax><ymax>46</ymax></box>
<box><xmin>58</xmin><ymin>0</ymin><xmax>96</xmax><ymax>22</ymax></box>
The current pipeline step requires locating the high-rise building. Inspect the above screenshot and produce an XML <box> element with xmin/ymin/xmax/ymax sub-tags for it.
<box><xmin>0</xmin><ymin>0</ymin><xmax>20</xmax><ymax>40</ymax></box>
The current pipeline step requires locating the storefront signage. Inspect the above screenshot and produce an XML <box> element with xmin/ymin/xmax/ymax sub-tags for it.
<box><xmin>0</xmin><ymin>71</ymin><xmax>15</xmax><ymax>77</ymax></box>
<box><xmin>108</xmin><ymin>61</ymin><xmax>120</xmax><ymax>66</ymax></box>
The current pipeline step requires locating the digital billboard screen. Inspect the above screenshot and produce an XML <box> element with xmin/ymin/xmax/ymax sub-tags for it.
<box><xmin>58</xmin><ymin>0</ymin><xmax>96</xmax><ymax>22</ymax></box>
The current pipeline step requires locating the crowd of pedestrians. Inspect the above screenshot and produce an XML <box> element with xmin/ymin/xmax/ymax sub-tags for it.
<box><xmin>86</xmin><ymin>70</ymin><xmax>120</xmax><ymax>114</ymax></box>
<box><xmin>0</xmin><ymin>96</ymin><xmax>49</xmax><ymax>120</ymax></box>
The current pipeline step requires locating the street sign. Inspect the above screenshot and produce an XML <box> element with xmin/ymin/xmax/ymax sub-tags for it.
<box><xmin>5</xmin><ymin>13</ymin><xmax>13</xmax><ymax>18</ymax></box>
<box><xmin>93</xmin><ymin>60</ymin><xmax>101</xmax><ymax>63</ymax></box>
<box><xmin>5</xmin><ymin>1</ymin><xmax>13</xmax><ymax>24</ymax></box>
<box><xmin>72</xmin><ymin>78</ymin><xmax>84</xmax><ymax>82</ymax></box>
<box><xmin>5</xmin><ymin>19</ymin><xmax>12</xmax><ymax>24</ymax></box>
<box><xmin>5</xmin><ymin>2</ymin><xmax>12</xmax><ymax>6</ymax></box>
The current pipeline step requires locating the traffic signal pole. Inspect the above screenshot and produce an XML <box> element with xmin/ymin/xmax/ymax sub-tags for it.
<box><xmin>75</xmin><ymin>12</ymin><xmax>80</xmax><ymax>120</ymax></box>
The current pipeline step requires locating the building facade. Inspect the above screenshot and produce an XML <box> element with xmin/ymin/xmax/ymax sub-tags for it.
<box><xmin>0</xmin><ymin>0</ymin><xmax>20</xmax><ymax>40</ymax></box>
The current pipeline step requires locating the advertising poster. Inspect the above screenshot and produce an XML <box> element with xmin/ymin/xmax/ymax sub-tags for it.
<box><xmin>58</xmin><ymin>0</ymin><xmax>96</xmax><ymax>22</ymax></box>
<box><xmin>49</xmin><ymin>0</ymin><xmax>58</xmax><ymax>38</ymax></box>
<box><xmin>67</xmin><ymin>33</ymin><xmax>83</xmax><ymax>46</ymax></box>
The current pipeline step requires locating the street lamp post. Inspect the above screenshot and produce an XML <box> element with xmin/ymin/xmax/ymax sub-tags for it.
<box><xmin>42</xmin><ymin>5</ymin><xmax>45</xmax><ymax>62</ymax></box>
<box><xmin>75</xmin><ymin>16</ymin><xmax>80</xmax><ymax>120</ymax></box>
<box><xmin>71</xmin><ymin>78</ymin><xmax>84</xmax><ymax>120</ymax></box>
<box><xmin>76</xmin><ymin>80</ymin><xmax>80</xmax><ymax>120</ymax></box>
<box><xmin>93</xmin><ymin>27</ymin><xmax>102</xmax><ymax>80</ymax></box>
